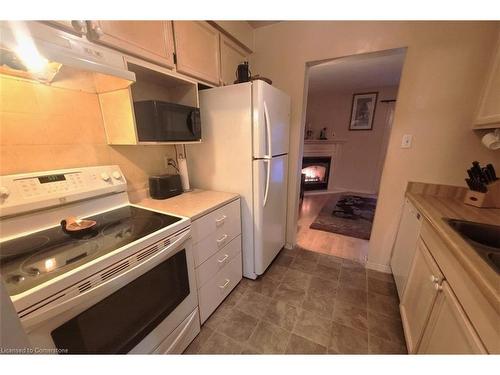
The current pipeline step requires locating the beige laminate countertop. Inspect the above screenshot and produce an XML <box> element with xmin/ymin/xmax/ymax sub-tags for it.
<box><xmin>406</xmin><ymin>192</ymin><xmax>500</xmax><ymax>312</ymax></box>
<box><xmin>134</xmin><ymin>189</ymin><xmax>239</xmax><ymax>220</ymax></box>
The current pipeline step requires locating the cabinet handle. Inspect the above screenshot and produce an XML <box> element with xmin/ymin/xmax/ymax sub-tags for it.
<box><xmin>218</xmin><ymin>279</ymin><xmax>230</xmax><ymax>289</ymax></box>
<box><xmin>217</xmin><ymin>234</ymin><xmax>228</xmax><ymax>245</ymax></box>
<box><xmin>215</xmin><ymin>215</ymin><xmax>227</xmax><ymax>226</ymax></box>
<box><xmin>91</xmin><ymin>23</ymin><xmax>104</xmax><ymax>38</ymax></box>
<box><xmin>430</xmin><ymin>275</ymin><xmax>440</xmax><ymax>284</ymax></box>
<box><xmin>71</xmin><ymin>20</ymin><xmax>87</xmax><ymax>33</ymax></box>
<box><xmin>217</xmin><ymin>254</ymin><xmax>229</xmax><ymax>263</ymax></box>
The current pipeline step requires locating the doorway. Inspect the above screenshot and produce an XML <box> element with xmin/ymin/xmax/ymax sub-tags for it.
<box><xmin>296</xmin><ymin>48</ymin><xmax>406</xmax><ymax>263</ymax></box>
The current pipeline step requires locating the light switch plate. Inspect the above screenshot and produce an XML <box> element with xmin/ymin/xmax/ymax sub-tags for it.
<box><xmin>401</xmin><ymin>134</ymin><xmax>413</xmax><ymax>148</ymax></box>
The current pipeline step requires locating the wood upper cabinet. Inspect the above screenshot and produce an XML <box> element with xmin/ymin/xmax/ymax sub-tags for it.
<box><xmin>220</xmin><ymin>34</ymin><xmax>250</xmax><ymax>86</ymax></box>
<box><xmin>173</xmin><ymin>21</ymin><xmax>220</xmax><ymax>86</ymax></box>
<box><xmin>88</xmin><ymin>21</ymin><xmax>175</xmax><ymax>68</ymax></box>
<box><xmin>474</xmin><ymin>33</ymin><xmax>500</xmax><ymax>129</ymax></box>
<box><xmin>417</xmin><ymin>281</ymin><xmax>486</xmax><ymax>354</ymax></box>
<box><xmin>400</xmin><ymin>239</ymin><xmax>443</xmax><ymax>353</ymax></box>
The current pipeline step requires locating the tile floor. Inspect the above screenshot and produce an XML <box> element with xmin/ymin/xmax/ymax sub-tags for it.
<box><xmin>296</xmin><ymin>194</ymin><xmax>371</xmax><ymax>263</ymax></box>
<box><xmin>184</xmin><ymin>247</ymin><xmax>407</xmax><ymax>354</ymax></box>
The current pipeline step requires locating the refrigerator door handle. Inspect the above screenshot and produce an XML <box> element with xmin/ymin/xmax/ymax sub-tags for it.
<box><xmin>263</xmin><ymin>159</ymin><xmax>271</xmax><ymax>207</ymax></box>
<box><xmin>264</xmin><ymin>101</ymin><xmax>272</xmax><ymax>158</ymax></box>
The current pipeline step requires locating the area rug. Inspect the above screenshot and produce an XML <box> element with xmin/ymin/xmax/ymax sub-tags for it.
<box><xmin>309</xmin><ymin>193</ymin><xmax>377</xmax><ymax>240</ymax></box>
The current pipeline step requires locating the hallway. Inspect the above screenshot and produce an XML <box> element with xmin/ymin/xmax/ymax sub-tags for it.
<box><xmin>296</xmin><ymin>194</ymin><xmax>369</xmax><ymax>263</ymax></box>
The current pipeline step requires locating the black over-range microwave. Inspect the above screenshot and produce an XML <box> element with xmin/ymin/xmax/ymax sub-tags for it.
<box><xmin>133</xmin><ymin>100</ymin><xmax>201</xmax><ymax>142</ymax></box>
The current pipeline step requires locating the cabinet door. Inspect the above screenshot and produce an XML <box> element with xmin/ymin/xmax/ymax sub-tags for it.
<box><xmin>474</xmin><ymin>34</ymin><xmax>500</xmax><ymax>128</ymax></box>
<box><xmin>400</xmin><ymin>239</ymin><xmax>443</xmax><ymax>353</ymax></box>
<box><xmin>173</xmin><ymin>21</ymin><xmax>220</xmax><ymax>86</ymax></box>
<box><xmin>220</xmin><ymin>34</ymin><xmax>249</xmax><ymax>86</ymax></box>
<box><xmin>89</xmin><ymin>21</ymin><xmax>175</xmax><ymax>68</ymax></box>
<box><xmin>418</xmin><ymin>281</ymin><xmax>487</xmax><ymax>354</ymax></box>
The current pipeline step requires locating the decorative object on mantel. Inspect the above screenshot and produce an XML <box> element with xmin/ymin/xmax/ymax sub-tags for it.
<box><xmin>349</xmin><ymin>92</ymin><xmax>378</xmax><ymax>131</ymax></box>
<box><xmin>481</xmin><ymin>129</ymin><xmax>500</xmax><ymax>150</ymax></box>
<box><xmin>319</xmin><ymin>127</ymin><xmax>328</xmax><ymax>140</ymax></box>
<box><xmin>304</xmin><ymin>123</ymin><xmax>314</xmax><ymax>140</ymax></box>
<box><xmin>310</xmin><ymin>193</ymin><xmax>377</xmax><ymax>240</ymax></box>
<box><xmin>464</xmin><ymin>161</ymin><xmax>500</xmax><ymax>208</ymax></box>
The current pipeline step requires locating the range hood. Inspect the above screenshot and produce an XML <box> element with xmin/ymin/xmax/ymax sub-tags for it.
<box><xmin>0</xmin><ymin>21</ymin><xmax>135</xmax><ymax>93</ymax></box>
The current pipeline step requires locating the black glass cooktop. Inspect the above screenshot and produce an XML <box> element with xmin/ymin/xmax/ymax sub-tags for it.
<box><xmin>0</xmin><ymin>206</ymin><xmax>182</xmax><ymax>296</ymax></box>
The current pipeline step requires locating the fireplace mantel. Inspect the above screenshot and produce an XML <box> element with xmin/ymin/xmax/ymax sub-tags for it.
<box><xmin>304</xmin><ymin>139</ymin><xmax>347</xmax><ymax>145</ymax></box>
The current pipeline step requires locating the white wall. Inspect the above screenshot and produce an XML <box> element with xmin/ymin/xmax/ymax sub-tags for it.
<box><xmin>250</xmin><ymin>21</ymin><xmax>500</xmax><ymax>270</ymax></box>
<box><xmin>305</xmin><ymin>85</ymin><xmax>399</xmax><ymax>194</ymax></box>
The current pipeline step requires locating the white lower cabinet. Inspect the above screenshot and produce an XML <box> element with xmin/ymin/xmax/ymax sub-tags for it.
<box><xmin>196</xmin><ymin>235</ymin><xmax>241</xmax><ymax>288</ymax></box>
<box><xmin>198</xmin><ymin>252</ymin><xmax>242</xmax><ymax>323</ymax></box>
<box><xmin>418</xmin><ymin>281</ymin><xmax>486</xmax><ymax>354</ymax></box>
<box><xmin>400</xmin><ymin>220</ymin><xmax>488</xmax><ymax>354</ymax></box>
<box><xmin>400</xmin><ymin>239</ymin><xmax>443</xmax><ymax>353</ymax></box>
<box><xmin>190</xmin><ymin>198</ymin><xmax>242</xmax><ymax>324</ymax></box>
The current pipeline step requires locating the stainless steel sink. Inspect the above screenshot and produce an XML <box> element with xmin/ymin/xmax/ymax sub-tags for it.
<box><xmin>445</xmin><ymin>219</ymin><xmax>500</xmax><ymax>274</ymax></box>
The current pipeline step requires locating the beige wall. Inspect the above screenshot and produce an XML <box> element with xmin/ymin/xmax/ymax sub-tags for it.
<box><xmin>0</xmin><ymin>75</ymin><xmax>175</xmax><ymax>195</ymax></box>
<box><xmin>305</xmin><ymin>85</ymin><xmax>399</xmax><ymax>193</ymax></box>
<box><xmin>251</xmin><ymin>21</ymin><xmax>500</xmax><ymax>270</ymax></box>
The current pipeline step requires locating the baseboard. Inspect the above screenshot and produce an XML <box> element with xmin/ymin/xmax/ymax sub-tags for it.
<box><xmin>284</xmin><ymin>242</ymin><xmax>294</xmax><ymax>250</ymax></box>
<box><xmin>365</xmin><ymin>261</ymin><xmax>392</xmax><ymax>274</ymax></box>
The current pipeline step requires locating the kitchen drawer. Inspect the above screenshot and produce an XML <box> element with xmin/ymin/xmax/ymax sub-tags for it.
<box><xmin>198</xmin><ymin>251</ymin><xmax>242</xmax><ymax>324</ymax></box>
<box><xmin>191</xmin><ymin>199</ymin><xmax>240</xmax><ymax>243</ymax></box>
<box><xmin>191</xmin><ymin>200</ymin><xmax>241</xmax><ymax>267</ymax></box>
<box><xmin>196</xmin><ymin>235</ymin><xmax>241</xmax><ymax>289</ymax></box>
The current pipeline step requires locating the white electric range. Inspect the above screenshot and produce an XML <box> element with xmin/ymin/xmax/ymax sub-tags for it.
<box><xmin>0</xmin><ymin>165</ymin><xmax>200</xmax><ymax>354</ymax></box>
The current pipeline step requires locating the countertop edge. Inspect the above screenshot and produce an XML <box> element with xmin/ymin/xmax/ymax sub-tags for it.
<box><xmin>187</xmin><ymin>195</ymin><xmax>240</xmax><ymax>221</ymax></box>
<box><xmin>134</xmin><ymin>190</ymin><xmax>240</xmax><ymax>221</ymax></box>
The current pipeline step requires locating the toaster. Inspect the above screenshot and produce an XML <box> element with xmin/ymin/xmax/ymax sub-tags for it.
<box><xmin>148</xmin><ymin>174</ymin><xmax>183</xmax><ymax>200</ymax></box>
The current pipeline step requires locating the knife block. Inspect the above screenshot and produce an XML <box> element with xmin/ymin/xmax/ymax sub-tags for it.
<box><xmin>464</xmin><ymin>180</ymin><xmax>500</xmax><ymax>208</ymax></box>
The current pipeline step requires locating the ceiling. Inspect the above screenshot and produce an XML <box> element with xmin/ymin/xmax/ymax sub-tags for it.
<box><xmin>246</xmin><ymin>21</ymin><xmax>281</xmax><ymax>29</ymax></box>
<box><xmin>308</xmin><ymin>49</ymin><xmax>406</xmax><ymax>94</ymax></box>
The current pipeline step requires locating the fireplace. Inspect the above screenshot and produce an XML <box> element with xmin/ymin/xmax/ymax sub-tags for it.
<box><xmin>301</xmin><ymin>156</ymin><xmax>332</xmax><ymax>191</ymax></box>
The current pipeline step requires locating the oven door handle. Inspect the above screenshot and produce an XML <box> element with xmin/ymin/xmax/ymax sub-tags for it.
<box><xmin>21</xmin><ymin>228</ymin><xmax>192</xmax><ymax>330</ymax></box>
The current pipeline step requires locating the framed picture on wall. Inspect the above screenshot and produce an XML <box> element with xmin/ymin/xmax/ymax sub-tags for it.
<box><xmin>349</xmin><ymin>92</ymin><xmax>378</xmax><ymax>130</ymax></box>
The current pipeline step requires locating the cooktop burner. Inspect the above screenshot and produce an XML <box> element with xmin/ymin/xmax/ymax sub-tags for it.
<box><xmin>0</xmin><ymin>206</ymin><xmax>181</xmax><ymax>296</ymax></box>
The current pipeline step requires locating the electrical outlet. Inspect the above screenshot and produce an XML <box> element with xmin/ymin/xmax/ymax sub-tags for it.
<box><xmin>401</xmin><ymin>134</ymin><xmax>413</xmax><ymax>148</ymax></box>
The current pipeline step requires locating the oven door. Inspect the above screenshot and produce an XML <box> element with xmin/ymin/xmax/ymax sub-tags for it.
<box><xmin>22</xmin><ymin>229</ymin><xmax>198</xmax><ymax>354</ymax></box>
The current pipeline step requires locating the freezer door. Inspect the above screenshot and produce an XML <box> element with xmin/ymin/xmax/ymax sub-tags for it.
<box><xmin>253</xmin><ymin>154</ymin><xmax>288</xmax><ymax>275</ymax></box>
<box><xmin>252</xmin><ymin>81</ymin><xmax>291</xmax><ymax>158</ymax></box>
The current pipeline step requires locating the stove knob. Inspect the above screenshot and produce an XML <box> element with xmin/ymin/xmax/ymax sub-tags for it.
<box><xmin>0</xmin><ymin>186</ymin><xmax>10</xmax><ymax>199</ymax></box>
<box><xmin>112</xmin><ymin>171</ymin><xmax>122</xmax><ymax>180</ymax></box>
<box><xmin>100</xmin><ymin>172</ymin><xmax>111</xmax><ymax>182</ymax></box>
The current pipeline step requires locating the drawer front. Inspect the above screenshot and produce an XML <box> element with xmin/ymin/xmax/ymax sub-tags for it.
<box><xmin>191</xmin><ymin>200</ymin><xmax>241</xmax><ymax>267</ymax></box>
<box><xmin>191</xmin><ymin>199</ymin><xmax>240</xmax><ymax>243</ymax></box>
<box><xmin>196</xmin><ymin>235</ymin><xmax>241</xmax><ymax>289</ymax></box>
<box><xmin>198</xmin><ymin>252</ymin><xmax>242</xmax><ymax>324</ymax></box>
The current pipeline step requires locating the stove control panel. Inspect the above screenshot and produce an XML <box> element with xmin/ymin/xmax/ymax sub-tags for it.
<box><xmin>0</xmin><ymin>165</ymin><xmax>127</xmax><ymax>218</ymax></box>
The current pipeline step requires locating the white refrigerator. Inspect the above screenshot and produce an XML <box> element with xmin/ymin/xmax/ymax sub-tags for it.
<box><xmin>187</xmin><ymin>81</ymin><xmax>291</xmax><ymax>279</ymax></box>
